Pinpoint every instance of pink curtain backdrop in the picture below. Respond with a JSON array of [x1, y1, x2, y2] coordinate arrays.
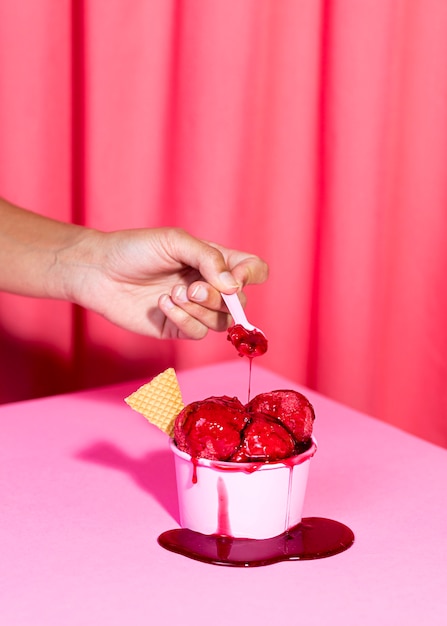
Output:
[[1, 1, 446, 448]]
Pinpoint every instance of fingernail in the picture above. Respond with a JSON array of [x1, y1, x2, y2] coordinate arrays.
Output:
[[219, 271, 238, 290], [160, 294, 175, 310], [190, 284, 208, 302], [173, 285, 188, 303]]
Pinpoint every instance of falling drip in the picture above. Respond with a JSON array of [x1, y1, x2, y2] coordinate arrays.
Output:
[[248, 358, 253, 402]]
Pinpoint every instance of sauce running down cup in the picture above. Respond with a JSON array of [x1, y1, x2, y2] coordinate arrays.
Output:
[[170, 438, 317, 540]]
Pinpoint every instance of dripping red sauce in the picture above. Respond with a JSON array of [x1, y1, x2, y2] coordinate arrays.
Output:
[[216, 477, 232, 537], [191, 458, 198, 484], [227, 324, 267, 401], [207, 439, 317, 475]]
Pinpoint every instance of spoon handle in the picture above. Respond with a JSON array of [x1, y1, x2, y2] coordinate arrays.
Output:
[[221, 293, 256, 331]]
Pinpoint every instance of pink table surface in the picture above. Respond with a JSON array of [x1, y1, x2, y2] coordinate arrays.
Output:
[[1, 360, 446, 625]]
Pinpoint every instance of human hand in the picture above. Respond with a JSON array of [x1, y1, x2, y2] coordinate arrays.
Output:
[[68, 227, 268, 339]]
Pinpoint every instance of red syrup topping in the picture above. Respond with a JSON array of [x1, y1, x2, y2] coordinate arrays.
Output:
[[158, 518, 355, 567], [227, 324, 268, 358]]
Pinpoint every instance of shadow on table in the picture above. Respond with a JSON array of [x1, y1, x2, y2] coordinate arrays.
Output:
[[75, 441, 179, 523]]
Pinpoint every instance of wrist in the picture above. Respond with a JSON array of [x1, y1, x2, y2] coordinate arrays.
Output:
[[49, 226, 105, 304]]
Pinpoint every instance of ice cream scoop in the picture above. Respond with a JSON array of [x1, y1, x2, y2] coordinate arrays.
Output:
[[247, 390, 315, 443], [174, 389, 314, 463], [174, 396, 249, 461]]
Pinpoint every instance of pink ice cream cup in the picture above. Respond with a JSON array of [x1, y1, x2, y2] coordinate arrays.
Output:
[[170, 438, 317, 540]]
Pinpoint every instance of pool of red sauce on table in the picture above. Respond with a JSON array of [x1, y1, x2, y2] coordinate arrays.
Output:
[[158, 323, 355, 566], [158, 518, 355, 567]]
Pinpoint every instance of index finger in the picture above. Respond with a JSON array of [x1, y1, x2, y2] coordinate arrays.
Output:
[[207, 243, 269, 288]]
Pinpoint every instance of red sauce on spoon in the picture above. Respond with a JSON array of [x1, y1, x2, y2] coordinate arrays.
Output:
[[227, 324, 268, 358]]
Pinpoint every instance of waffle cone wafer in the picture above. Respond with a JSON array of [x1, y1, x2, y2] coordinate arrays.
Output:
[[124, 368, 184, 437]]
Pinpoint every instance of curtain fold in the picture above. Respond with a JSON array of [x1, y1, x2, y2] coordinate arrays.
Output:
[[1, 0, 446, 447]]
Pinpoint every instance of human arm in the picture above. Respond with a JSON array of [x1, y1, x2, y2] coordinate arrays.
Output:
[[0, 197, 268, 339]]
